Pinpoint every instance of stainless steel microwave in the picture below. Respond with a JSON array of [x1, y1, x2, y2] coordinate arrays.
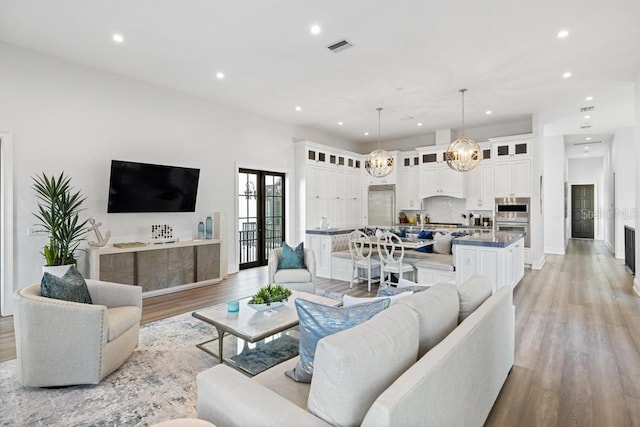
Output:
[[495, 197, 530, 214]]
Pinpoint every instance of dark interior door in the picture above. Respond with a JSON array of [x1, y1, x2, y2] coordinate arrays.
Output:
[[238, 169, 285, 269], [571, 184, 594, 239]]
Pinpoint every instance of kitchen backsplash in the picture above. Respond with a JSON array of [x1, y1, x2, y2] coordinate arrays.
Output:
[[422, 196, 492, 224]]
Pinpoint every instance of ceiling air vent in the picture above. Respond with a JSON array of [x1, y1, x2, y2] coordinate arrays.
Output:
[[327, 40, 353, 53], [580, 106, 595, 112], [580, 124, 592, 129]]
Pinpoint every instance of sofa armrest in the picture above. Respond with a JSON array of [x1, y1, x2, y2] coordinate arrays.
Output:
[[197, 365, 330, 427], [86, 279, 142, 308]]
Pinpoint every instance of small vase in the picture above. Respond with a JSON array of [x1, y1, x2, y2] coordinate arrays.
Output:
[[198, 221, 205, 239], [205, 216, 213, 239]]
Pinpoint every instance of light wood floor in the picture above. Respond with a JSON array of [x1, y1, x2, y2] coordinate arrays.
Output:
[[2, 239, 639, 426]]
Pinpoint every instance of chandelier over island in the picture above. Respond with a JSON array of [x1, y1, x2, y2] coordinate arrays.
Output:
[[446, 89, 481, 172], [365, 107, 394, 178]]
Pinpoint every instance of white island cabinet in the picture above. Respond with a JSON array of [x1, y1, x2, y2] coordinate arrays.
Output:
[[453, 232, 524, 292]]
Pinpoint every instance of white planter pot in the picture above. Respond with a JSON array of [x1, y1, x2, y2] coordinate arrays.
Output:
[[42, 264, 74, 278]]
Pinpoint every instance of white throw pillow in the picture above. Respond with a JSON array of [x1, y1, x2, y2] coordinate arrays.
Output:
[[433, 232, 453, 255], [342, 291, 413, 307]]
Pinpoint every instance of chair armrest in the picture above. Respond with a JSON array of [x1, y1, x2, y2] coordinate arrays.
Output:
[[268, 249, 281, 283], [197, 365, 330, 427], [304, 248, 316, 282], [13, 288, 108, 367], [86, 279, 142, 308]]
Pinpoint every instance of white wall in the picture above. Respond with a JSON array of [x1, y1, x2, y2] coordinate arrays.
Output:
[[602, 142, 615, 252], [612, 127, 636, 258], [635, 71, 640, 295], [0, 42, 349, 308], [568, 157, 604, 240], [543, 135, 566, 254]]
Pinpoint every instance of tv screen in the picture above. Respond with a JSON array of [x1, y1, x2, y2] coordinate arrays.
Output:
[[107, 160, 200, 213]]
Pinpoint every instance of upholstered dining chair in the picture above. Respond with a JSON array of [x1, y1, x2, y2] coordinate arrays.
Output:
[[377, 231, 416, 286], [348, 230, 381, 292], [268, 246, 316, 294], [13, 279, 142, 387]]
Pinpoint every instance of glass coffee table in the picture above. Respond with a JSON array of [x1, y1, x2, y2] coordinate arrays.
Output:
[[192, 290, 340, 376]]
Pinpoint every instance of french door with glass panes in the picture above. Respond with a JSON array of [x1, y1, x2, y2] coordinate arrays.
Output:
[[238, 169, 285, 269]]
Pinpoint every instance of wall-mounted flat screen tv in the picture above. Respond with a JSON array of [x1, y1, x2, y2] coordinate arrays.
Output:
[[107, 160, 200, 213]]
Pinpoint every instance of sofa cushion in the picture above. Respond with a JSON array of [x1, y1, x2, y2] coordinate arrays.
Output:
[[254, 357, 309, 409], [412, 254, 455, 271], [343, 292, 412, 307], [40, 265, 93, 304], [433, 233, 453, 255], [396, 283, 459, 357], [273, 268, 312, 283], [278, 242, 306, 269], [286, 298, 389, 383], [307, 304, 419, 426], [106, 306, 141, 342], [458, 275, 493, 323]]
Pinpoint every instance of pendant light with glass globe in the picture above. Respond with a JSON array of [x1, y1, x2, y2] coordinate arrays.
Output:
[[365, 107, 394, 177], [446, 89, 481, 172]]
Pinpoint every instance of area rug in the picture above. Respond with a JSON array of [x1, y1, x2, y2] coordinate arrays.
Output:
[[0, 313, 216, 426], [0, 289, 343, 426]]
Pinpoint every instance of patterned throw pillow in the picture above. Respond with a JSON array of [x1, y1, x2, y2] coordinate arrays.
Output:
[[41, 265, 93, 304], [286, 298, 390, 383], [278, 242, 306, 269]]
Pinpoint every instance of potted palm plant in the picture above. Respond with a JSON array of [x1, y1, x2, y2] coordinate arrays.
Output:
[[32, 172, 89, 275]]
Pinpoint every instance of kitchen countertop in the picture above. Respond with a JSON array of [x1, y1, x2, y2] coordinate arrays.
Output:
[[452, 231, 525, 248], [306, 227, 355, 235]]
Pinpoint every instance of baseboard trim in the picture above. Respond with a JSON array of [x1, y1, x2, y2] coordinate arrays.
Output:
[[634, 277, 640, 297], [531, 255, 546, 270], [604, 240, 615, 254], [544, 247, 565, 255]]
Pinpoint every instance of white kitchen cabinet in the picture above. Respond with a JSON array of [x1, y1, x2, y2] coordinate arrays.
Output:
[[494, 159, 531, 197], [397, 167, 420, 210], [492, 139, 530, 160], [465, 163, 494, 210], [306, 234, 333, 278], [419, 165, 464, 198]]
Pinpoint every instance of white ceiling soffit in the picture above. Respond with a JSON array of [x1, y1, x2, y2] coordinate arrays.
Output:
[[0, 0, 638, 143]]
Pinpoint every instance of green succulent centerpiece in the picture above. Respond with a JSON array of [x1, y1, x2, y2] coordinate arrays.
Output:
[[248, 284, 292, 305]]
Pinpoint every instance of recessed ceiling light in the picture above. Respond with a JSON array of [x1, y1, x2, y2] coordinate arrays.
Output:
[[584, 152, 588, 156], [364, 132, 369, 136], [585, 96, 593, 101], [584, 115, 591, 119], [295, 106, 301, 111], [584, 146, 590, 150], [310, 25, 321, 35], [216, 72, 225, 79], [562, 71, 572, 79], [586, 137, 592, 140], [557, 29, 569, 39], [112, 33, 124, 43], [337, 121, 343, 126], [485, 110, 492, 115], [417, 123, 423, 127]]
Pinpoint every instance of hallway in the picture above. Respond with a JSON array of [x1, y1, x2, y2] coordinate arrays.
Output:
[[487, 239, 640, 426]]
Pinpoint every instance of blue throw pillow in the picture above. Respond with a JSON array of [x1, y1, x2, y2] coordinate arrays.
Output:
[[278, 242, 306, 269], [415, 230, 433, 253], [41, 265, 93, 304], [285, 298, 390, 383]]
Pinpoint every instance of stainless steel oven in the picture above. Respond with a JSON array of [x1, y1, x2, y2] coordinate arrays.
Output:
[[495, 197, 530, 247]]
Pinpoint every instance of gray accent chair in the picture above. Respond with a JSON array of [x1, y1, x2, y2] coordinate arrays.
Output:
[[268, 247, 316, 294], [13, 279, 142, 387]]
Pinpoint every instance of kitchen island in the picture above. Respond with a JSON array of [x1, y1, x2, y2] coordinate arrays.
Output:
[[453, 231, 525, 291]]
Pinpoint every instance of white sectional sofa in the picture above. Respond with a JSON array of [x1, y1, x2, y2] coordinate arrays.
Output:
[[196, 276, 515, 426]]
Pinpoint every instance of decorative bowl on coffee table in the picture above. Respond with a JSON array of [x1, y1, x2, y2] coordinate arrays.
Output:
[[247, 301, 284, 312]]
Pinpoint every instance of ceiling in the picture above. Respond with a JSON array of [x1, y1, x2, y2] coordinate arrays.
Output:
[[1, 0, 638, 145]]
